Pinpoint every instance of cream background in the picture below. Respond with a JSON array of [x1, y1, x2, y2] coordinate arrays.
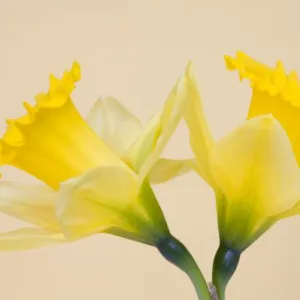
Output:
[[0, 0, 300, 299]]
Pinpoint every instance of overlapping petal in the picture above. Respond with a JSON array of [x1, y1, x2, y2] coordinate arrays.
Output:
[[210, 115, 300, 218], [56, 165, 139, 238], [86, 97, 142, 155], [129, 66, 190, 183], [0, 61, 196, 250]]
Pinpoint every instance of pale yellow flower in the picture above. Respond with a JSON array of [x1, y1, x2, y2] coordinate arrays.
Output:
[[0, 62, 193, 250], [184, 57, 300, 251]]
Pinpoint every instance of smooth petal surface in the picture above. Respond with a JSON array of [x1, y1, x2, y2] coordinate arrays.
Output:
[[124, 114, 161, 171], [183, 63, 216, 188], [56, 165, 140, 238], [128, 67, 189, 183], [0, 182, 60, 230], [210, 115, 300, 217], [148, 158, 197, 184], [86, 97, 142, 155], [0, 228, 64, 251], [225, 51, 300, 165]]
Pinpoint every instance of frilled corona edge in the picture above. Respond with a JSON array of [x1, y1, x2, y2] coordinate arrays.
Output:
[[0, 62, 81, 165], [0, 62, 122, 189], [225, 51, 300, 107]]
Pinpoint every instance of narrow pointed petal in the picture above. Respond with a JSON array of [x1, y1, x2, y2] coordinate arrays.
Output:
[[148, 158, 197, 184], [0, 228, 64, 251], [183, 63, 216, 188], [86, 97, 142, 155], [0, 182, 60, 230], [127, 69, 189, 183]]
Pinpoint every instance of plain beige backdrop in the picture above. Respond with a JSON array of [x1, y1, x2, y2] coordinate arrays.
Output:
[[1, 0, 300, 299]]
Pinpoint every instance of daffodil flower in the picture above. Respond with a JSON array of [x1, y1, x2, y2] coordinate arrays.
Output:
[[0, 61, 192, 248], [0, 63, 211, 300], [224, 51, 300, 242], [183, 55, 300, 299]]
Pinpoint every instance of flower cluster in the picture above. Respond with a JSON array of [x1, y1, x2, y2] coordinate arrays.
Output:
[[1, 52, 299, 300]]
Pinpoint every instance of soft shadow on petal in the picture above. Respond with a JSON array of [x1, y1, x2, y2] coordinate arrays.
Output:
[[86, 97, 142, 155]]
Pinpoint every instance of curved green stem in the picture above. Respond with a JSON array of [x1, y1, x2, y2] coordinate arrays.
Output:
[[157, 235, 211, 300], [212, 243, 241, 300]]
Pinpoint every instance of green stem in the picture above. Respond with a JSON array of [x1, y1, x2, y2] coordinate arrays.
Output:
[[212, 243, 241, 300], [157, 235, 211, 300]]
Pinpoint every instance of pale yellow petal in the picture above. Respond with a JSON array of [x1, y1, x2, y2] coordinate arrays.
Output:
[[184, 63, 216, 188], [129, 68, 189, 183], [210, 115, 300, 217], [0, 228, 64, 251], [0, 182, 60, 230], [148, 158, 197, 184], [86, 97, 142, 155], [56, 165, 140, 239], [124, 113, 161, 171]]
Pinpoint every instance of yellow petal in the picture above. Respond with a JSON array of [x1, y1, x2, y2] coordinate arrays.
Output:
[[0, 63, 121, 189], [56, 166, 169, 244], [86, 97, 142, 155], [56, 165, 140, 239], [183, 63, 216, 188], [0, 182, 60, 230], [225, 51, 300, 165], [148, 158, 197, 184], [124, 113, 161, 171], [210, 115, 300, 249], [127, 67, 189, 183], [0, 228, 65, 251], [210, 116, 300, 249]]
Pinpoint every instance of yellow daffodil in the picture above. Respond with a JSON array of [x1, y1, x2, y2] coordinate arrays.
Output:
[[183, 56, 300, 299], [0, 62, 193, 250], [184, 56, 300, 252], [224, 51, 300, 246]]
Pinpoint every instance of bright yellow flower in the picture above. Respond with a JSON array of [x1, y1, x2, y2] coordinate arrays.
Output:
[[184, 58, 300, 252], [0, 62, 193, 250]]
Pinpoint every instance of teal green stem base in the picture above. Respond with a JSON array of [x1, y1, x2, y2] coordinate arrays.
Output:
[[157, 235, 211, 300], [212, 243, 241, 300]]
